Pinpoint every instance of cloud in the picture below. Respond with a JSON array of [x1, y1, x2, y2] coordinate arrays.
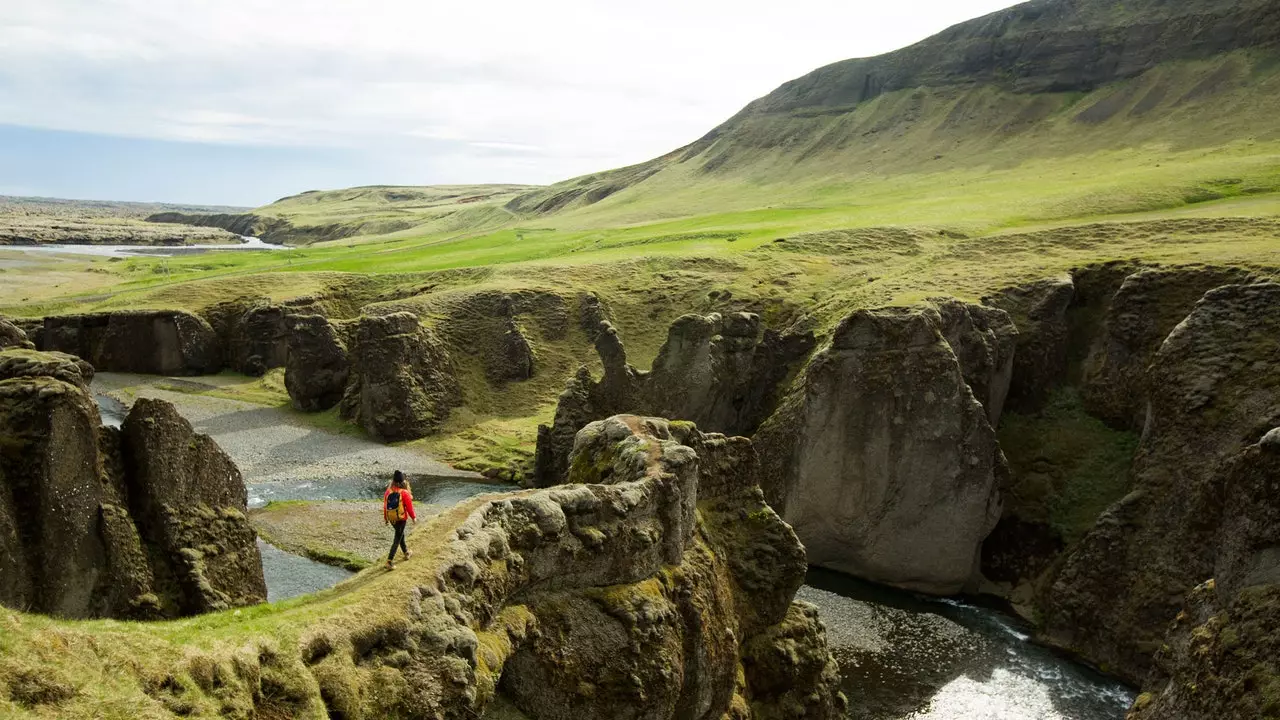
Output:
[[0, 0, 1021, 190]]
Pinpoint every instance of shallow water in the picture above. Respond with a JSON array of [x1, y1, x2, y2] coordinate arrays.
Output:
[[246, 475, 505, 509], [9, 236, 291, 258], [801, 568, 1134, 720], [95, 393, 127, 428], [257, 539, 354, 603]]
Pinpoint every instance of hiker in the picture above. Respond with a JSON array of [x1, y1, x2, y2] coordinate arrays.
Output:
[[383, 470, 416, 570]]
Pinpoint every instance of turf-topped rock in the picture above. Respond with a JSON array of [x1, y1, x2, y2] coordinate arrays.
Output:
[[0, 361, 264, 620], [340, 312, 462, 441], [38, 310, 221, 375], [284, 314, 350, 412], [0, 348, 94, 391], [0, 414, 843, 719], [0, 316, 34, 350], [934, 299, 1018, 425], [754, 306, 1004, 595], [533, 313, 813, 487], [1081, 266, 1258, 430], [1041, 282, 1280, 683]]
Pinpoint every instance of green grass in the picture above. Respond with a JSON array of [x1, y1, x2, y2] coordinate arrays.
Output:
[[998, 388, 1142, 542]]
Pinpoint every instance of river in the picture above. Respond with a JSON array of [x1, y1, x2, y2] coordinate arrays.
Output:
[[7, 236, 291, 257]]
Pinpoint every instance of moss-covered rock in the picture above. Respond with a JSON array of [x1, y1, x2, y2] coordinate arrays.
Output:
[[284, 314, 349, 412], [38, 310, 221, 375]]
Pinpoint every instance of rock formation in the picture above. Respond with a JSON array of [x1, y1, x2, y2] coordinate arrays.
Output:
[[38, 310, 221, 375], [533, 312, 813, 488], [1041, 283, 1280, 683], [340, 312, 462, 441], [0, 316, 34, 350], [933, 299, 1018, 425], [284, 314, 350, 412], [0, 414, 844, 720], [984, 277, 1075, 413], [754, 307, 1004, 595], [202, 296, 328, 376], [1081, 266, 1256, 430], [1127, 432, 1280, 720], [494, 319, 535, 383], [0, 349, 264, 619]]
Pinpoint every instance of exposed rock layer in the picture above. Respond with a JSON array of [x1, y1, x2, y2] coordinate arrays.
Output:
[[0, 350, 264, 619], [37, 310, 222, 375], [754, 307, 1004, 595]]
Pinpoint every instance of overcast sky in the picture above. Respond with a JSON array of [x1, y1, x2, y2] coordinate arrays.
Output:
[[0, 0, 1019, 206]]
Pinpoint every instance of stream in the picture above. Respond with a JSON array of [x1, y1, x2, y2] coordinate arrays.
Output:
[[802, 568, 1134, 720], [9, 236, 292, 258]]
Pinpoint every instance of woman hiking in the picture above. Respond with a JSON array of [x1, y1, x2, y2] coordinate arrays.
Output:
[[383, 470, 416, 570]]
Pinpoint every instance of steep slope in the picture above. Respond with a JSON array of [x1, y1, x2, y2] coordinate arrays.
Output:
[[507, 0, 1280, 221]]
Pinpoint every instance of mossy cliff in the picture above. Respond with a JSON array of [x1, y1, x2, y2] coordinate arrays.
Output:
[[0, 349, 264, 621], [0, 414, 841, 719]]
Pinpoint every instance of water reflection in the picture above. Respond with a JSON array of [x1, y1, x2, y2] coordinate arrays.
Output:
[[257, 539, 353, 603], [801, 568, 1134, 720]]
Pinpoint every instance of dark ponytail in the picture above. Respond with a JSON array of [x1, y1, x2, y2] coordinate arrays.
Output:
[[392, 470, 406, 488]]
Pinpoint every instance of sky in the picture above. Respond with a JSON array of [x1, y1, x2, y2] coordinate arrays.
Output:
[[0, 0, 1020, 207]]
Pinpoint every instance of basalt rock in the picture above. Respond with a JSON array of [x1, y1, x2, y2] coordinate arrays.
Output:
[[0, 316, 34, 350], [1127, 435, 1280, 720], [1042, 283, 1280, 684], [984, 277, 1075, 413], [532, 313, 813, 488], [933, 299, 1018, 425], [494, 319, 535, 383], [0, 414, 843, 719], [340, 312, 462, 441], [284, 314, 349, 412], [1081, 266, 1257, 430], [0, 350, 264, 619], [39, 310, 221, 375], [203, 297, 327, 376], [753, 307, 1004, 595]]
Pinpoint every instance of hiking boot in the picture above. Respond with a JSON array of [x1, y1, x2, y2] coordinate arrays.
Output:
[[386, 560, 395, 571], [403, 550, 413, 560]]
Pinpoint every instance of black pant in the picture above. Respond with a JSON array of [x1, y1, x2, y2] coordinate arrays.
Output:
[[388, 520, 408, 561]]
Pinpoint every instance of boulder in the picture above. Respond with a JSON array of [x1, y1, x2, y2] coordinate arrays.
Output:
[[0, 316, 34, 350], [1081, 266, 1257, 430], [340, 312, 461, 441], [40, 310, 221, 375], [933, 299, 1018, 425], [532, 314, 812, 487], [0, 351, 265, 620], [984, 277, 1075, 413], [754, 307, 1004, 595], [284, 314, 349, 412], [1042, 283, 1280, 683]]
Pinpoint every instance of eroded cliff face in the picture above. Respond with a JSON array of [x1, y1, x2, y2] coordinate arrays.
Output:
[[0, 414, 842, 720], [340, 312, 462, 442], [0, 317, 34, 351], [755, 306, 1006, 596], [1041, 282, 1280, 683], [36, 310, 222, 376], [0, 349, 264, 619], [532, 312, 813, 488]]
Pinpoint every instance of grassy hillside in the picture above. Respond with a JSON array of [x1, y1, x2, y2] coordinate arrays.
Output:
[[148, 185, 540, 246]]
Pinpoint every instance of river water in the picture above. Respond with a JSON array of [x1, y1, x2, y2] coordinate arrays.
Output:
[[802, 568, 1134, 720], [7, 236, 291, 257]]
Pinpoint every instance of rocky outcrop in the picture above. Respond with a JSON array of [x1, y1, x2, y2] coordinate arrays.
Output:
[[38, 310, 221, 375], [1081, 266, 1257, 430], [146, 211, 294, 244], [933, 299, 1018, 425], [754, 307, 1004, 595], [0, 349, 264, 619], [0, 414, 843, 720], [340, 312, 462, 441], [984, 276, 1075, 413], [533, 313, 813, 488], [0, 316, 34, 350], [1127, 434, 1280, 720], [202, 296, 327, 376], [284, 314, 350, 412], [1041, 283, 1280, 683], [494, 319, 535, 383]]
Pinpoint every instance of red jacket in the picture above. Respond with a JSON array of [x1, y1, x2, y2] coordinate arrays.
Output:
[[383, 487, 416, 522]]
